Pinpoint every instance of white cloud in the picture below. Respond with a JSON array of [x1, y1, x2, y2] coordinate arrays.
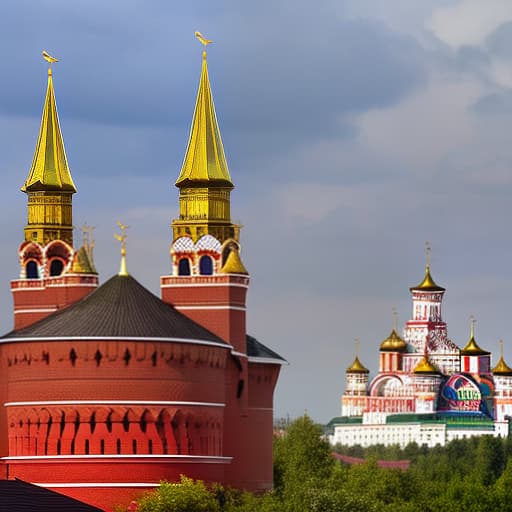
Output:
[[356, 76, 480, 170], [429, 0, 512, 48]]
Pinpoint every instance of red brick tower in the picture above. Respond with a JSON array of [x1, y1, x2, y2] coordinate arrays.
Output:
[[160, 40, 285, 491], [11, 58, 98, 331], [0, 42, 285, 511]]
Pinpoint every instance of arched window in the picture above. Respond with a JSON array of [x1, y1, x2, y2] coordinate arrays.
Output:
[[49, 259, 64, 276], [178, 258, 191, 276], [26, 261, 39, 279], [199, 255, 213, 275]]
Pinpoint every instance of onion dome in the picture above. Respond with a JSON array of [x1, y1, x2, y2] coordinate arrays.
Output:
[[220, 247, 248, 275], [492, 340, 512, 375], [460, 319, 490, 356], [346, 356, 369, 374], [410, 265, 445, 292], [413, 354, 439, 374], [493, 356, 512, 376], [380, 329, 407, 353]]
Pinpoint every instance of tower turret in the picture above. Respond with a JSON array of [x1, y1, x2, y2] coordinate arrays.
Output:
[[341, 341, 369, 417], [172, 44, 237, 245], [460, 316, 491, 374], [11, 53, 98, 330], [403, 244, 459, 374], [379, 310, 407, 372], [161, 34, 279, 492], [22, 58, 76, 247]]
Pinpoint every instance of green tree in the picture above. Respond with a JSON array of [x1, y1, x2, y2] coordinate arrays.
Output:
[[136, 476, 221, 512]]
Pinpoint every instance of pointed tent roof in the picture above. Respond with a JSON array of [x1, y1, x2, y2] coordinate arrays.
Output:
[[346, 356, 369, 374], [69, 246, 97, 274], [175, 49, 233, 188], [410, 265, 445, 292], [2, 274, 226, 343], [220, 247, 248, 275], [22, 66, 76, 193]]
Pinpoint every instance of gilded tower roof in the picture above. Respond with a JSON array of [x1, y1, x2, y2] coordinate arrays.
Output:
[[220, 246, 248, 275], [346, 356, 369, 374], [413, 354, 439, 374], [493, 355, 512, 376], [70, 246, 97, 274], [461, 319, 490, 356], [175, 48, 233, 188], [22, 63, 76, 193], [380, 329, 408, 353], [410, 265, 445, 292]]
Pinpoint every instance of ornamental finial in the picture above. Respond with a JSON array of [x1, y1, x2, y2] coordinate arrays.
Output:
[[82, 223, 96, 260], [114, 221, 129, 276], [195, 31, 213, 59], [392, 307, 398, 332], [42, 50, 58, 75], [354, 338, 360, 356], [500, 339, 504, 359], [470, 314, 476, 339], [425, 241, 431, 268]]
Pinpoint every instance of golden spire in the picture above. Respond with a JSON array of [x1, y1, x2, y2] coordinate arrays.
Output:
[[22, 52, 76, 247], [172, 33, 238, 244], [176, 32, 233, 187], [411, 242, 445, 291], [461, 315, 490, 355], [114, 221, 129, 276], [493, 340, 512, 375], [22, 52, 76, 193]]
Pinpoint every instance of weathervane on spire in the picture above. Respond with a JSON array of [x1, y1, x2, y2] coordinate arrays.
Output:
[[42, 50, 58, 74], [114, 221, 129, 276], [195, 31, 213, 59]]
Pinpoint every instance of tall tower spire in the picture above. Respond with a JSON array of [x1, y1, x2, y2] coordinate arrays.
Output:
[[172, 33, 237, 243], [22, 52, 76, 246]]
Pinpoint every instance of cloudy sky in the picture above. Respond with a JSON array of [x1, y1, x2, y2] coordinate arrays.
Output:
[[2, 1, 512, 422]]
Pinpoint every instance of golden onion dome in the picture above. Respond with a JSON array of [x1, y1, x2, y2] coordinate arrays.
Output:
[[410, 265, 445, 292], [380, 329, 407, 353], [492, 355, 512, 376], [413, 354, 439, 374], [346, 356, 369, 374], [460, 336, 490, 356]]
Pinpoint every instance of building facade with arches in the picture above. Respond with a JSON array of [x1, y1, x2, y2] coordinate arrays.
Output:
[[0, 46, 285, 511], [330, 263, 512, 448]]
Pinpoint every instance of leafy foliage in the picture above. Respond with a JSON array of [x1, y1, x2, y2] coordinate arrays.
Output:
[[131, 416, 512, 512]]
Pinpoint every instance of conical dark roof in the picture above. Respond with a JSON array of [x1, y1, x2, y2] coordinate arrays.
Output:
[[3, 274, 226, 343], [246, 334, 286, 362]]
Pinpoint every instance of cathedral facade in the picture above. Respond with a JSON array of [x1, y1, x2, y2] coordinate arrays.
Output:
[[0, 46, 284, 511], [330, 262, 512, 448]]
